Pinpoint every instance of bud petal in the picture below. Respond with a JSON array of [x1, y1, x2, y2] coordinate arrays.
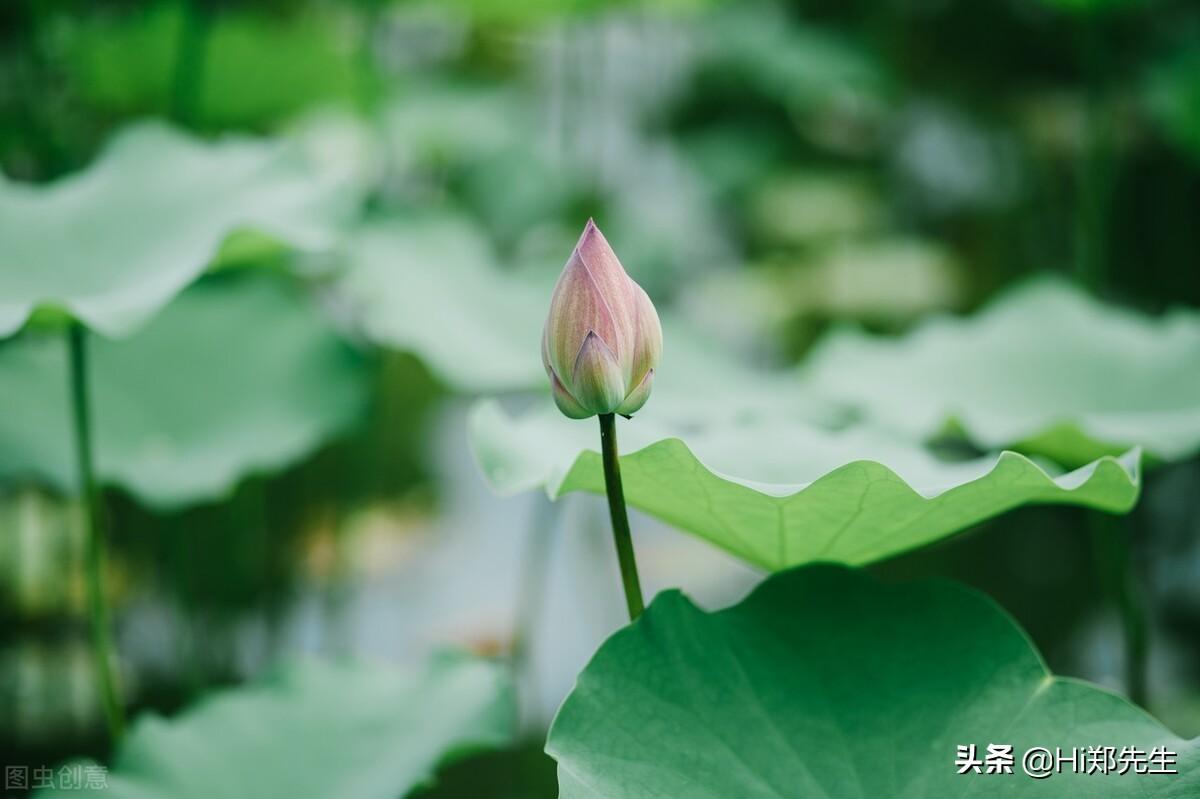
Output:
[[574, 220, 638, 376], [542, 219, 662, 420], [541, 325, 556, 379], [544, 248, 617, 384], [550, 370, 592, 419], [571, 331, 626, 414], [616, 368, 654, 417], [627, 284, 663, 388]]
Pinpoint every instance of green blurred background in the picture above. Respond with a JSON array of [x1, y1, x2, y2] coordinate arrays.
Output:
[[2, 0, 1199, 796]]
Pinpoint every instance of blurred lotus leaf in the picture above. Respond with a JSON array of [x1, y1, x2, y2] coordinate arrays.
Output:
[[379, 85, 579, 249], [36, 653, 515, 799], [0, 489, 84, 617], [470, 401, 1139, 571], [462, 146, 578, 251], [802, 278, 1200, 466], [59, 3, 360, 128], [0, 121, 358, 338], [601, 147, 735, 300], [0, 273, 367, 509], [702, 6, 888, 118], [681, 237, 963, 357], [382, 84, 531, 170], [1038, 0, 1142, 13], [681, 124, 790, 198], [699, 238, 962, 334], [750, 172, 883, 246], [435, 0, 636, 25], [336, 217, 548, 393], [646, 322, 842, 424], [1145, 44, 1200, 164], [549, 564, 1197, 797], [797, 238, 963, 321], [892, 101, 1022, 215]]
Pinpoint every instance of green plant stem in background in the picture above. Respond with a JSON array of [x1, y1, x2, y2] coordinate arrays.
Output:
[[318, 505, 356, 658], [1073, 14, 1146, 706], [1074, 15, 1115, 291], [1090, 512, 1149, 707], [598, 414, 644, 621], [174, 520, 206, 699], [169, 0, 211, 126], [67, 322, 125, 741]]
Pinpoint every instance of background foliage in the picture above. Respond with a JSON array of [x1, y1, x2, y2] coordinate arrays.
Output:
[[2, 0, 1199, 796]]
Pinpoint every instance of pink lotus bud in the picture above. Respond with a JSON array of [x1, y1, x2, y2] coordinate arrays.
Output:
[[542, 220, 663, 419]]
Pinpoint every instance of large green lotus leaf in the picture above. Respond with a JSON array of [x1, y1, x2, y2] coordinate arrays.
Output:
[[0, 274, 366, 509], [469, 401, 1139, 571], [0, 121, 358, 338], [38, 653, 514, 799], [802, 278, 1200, 467], [550, 565, 1198, 798]]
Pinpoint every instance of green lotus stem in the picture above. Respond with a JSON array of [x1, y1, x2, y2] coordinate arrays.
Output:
[[1090, 513, 1149, 706], [169, 0, 210, 126], [67, 322, 125, 741], [598, 413, 645, 621], [1073, 15, 1114, 291], [541, 220, 658, 619], [174, 518, 205, 699]]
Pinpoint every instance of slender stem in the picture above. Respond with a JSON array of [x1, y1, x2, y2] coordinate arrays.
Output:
[[1073, 9, 1145, 704], [169, 0, 210, 126], [175, 520, 205, 699], [598, 414, 645, 621], [67, 323, 125, 741], [321, 506, 353, 657], [1073, 15, 1114, 291], [1089, 512, 1149, 706]]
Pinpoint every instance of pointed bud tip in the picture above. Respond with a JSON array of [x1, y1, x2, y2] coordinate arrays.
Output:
[[576, 217, 606, 251]]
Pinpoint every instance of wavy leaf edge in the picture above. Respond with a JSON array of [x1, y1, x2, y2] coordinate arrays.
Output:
[[470, 400, 1142, 508], [0, 121, 354, 339]]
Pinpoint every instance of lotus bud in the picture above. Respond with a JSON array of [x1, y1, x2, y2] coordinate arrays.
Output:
[[542, 219, 663, 420]]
